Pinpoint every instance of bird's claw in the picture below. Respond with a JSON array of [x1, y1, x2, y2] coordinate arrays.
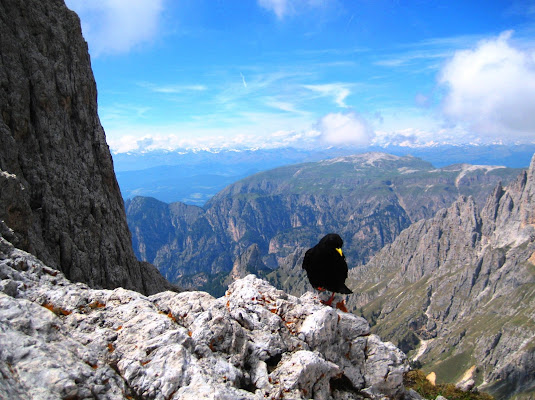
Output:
[[320, 292, 336, 307]]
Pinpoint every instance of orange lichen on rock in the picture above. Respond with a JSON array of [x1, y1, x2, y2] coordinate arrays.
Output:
[[42, 302, 71, 316]]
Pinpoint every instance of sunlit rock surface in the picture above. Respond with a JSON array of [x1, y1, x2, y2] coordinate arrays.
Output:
[[0, 232, 411, 399]]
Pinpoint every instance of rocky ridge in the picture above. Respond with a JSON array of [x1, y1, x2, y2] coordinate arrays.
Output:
[[0, 0, 171, 294], [347, 154, 535, 399], [0, 230, 415, 400]]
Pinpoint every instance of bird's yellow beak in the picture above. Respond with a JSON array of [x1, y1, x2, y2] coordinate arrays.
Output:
[[336, 248, 343, 257]]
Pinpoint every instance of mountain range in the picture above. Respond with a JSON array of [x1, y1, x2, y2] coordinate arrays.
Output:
[[114, 144, 535, 206], [114, 147, 348, 205], [126, 152, 523, 296]]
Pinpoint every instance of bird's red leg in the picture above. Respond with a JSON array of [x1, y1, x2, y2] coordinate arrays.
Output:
[[335, 299, 348, 313], [321, 292, 336, 306]]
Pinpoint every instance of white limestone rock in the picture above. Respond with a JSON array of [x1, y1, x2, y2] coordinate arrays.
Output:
[[0, 237, 409, 399]]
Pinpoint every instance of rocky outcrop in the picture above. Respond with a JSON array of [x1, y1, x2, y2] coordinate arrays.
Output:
[[0, 232, 412, 400], [0, 0, 171, 294], [347, 154, 535, 399]]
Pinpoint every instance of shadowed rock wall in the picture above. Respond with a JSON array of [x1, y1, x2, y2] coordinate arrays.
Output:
[[0, 0, 171, 294]]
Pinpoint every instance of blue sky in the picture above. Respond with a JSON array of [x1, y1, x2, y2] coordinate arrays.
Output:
[[65, 0, 535, 153]]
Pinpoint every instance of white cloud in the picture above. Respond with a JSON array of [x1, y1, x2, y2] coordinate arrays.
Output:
[[303, 83, 351, 108], [317, 112, 374, 146], [439, 31, 535, 140], [65, 0, 164, 56], [107, 128, 322, 153]]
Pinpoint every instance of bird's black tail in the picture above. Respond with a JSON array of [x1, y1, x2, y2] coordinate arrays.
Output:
[[338, 283, 352, 294]]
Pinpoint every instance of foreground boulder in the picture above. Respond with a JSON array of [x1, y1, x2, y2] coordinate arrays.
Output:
[[0, 232, 410, 399]]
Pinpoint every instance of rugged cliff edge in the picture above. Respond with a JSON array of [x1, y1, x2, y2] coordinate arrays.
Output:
[[0, 0, 171, 294], [347, 154, 535, 399], [0, 231, 416, 400]]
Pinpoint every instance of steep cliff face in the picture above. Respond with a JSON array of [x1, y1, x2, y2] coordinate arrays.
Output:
[[347, 154, 535, 399], [126, 153, 521, 295], [0, 0, 171, 294], [0, 234, 413, 400]]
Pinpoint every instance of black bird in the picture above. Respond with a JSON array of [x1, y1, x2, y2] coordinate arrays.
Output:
[[302, 233, 352, 306]]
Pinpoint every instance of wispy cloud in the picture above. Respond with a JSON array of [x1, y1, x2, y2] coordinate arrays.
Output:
[[210, 69, 311, 112], [257, 0, 290, 19], [257, 0, 330, 19], [100, 103, 152, 122], [373, 34, 486, 69], [240, 72, 248, 88], [265, 100, 302, 114], [138, 82, 207, 94], [303, 83, 351, 108], [294, 47, 369, 57], [374, 51, 450, 68], [65, 0, 164, 56]]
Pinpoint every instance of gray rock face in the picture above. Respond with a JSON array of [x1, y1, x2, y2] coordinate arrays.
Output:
[[0, 231, 411, 399], [347, 154, 535, 399], [0, 0, 171, 294], [226, 243, 271, 285]]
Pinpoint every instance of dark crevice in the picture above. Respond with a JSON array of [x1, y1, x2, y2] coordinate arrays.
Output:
[[265, 353, 282, 373], [239, 378, 258, 393], [330, 374, 362, 396]]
